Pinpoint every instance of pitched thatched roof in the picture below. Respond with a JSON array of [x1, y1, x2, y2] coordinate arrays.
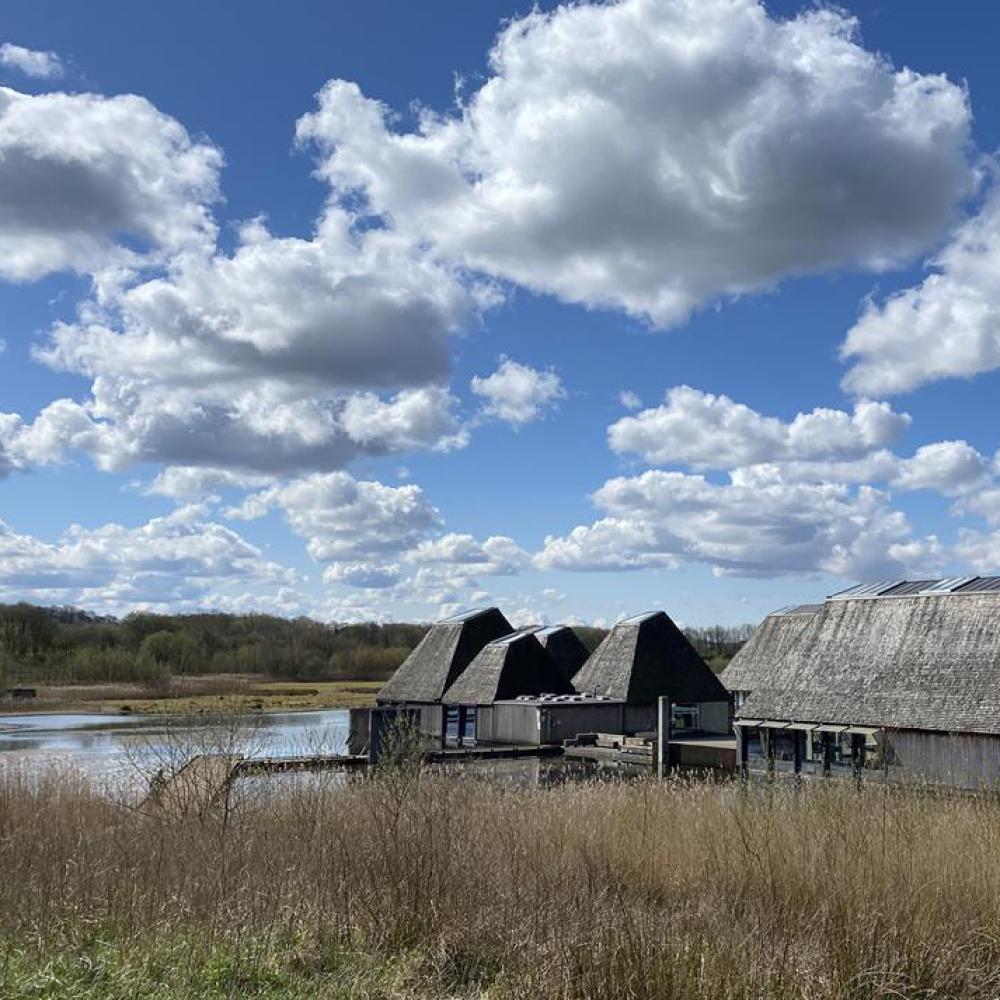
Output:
[[727, 589, 1000, 735], [572, 611, 728, 705], [442, 628, 574, 706], [720, 606, 820, 694], [377, 607, 512, 704], [530, 625, 591, 684]]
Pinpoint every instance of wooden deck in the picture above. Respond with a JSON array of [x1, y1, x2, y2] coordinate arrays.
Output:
[[565, 735, 738, 770], [563, 744, 653, 767], [426, 744, 563, 763], [142, 736, 735, 814], [143, 744, 564, 814], [236, 754, 368, 776]]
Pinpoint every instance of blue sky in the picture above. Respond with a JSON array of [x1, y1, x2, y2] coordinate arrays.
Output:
[[3, 0, 1000, 627]]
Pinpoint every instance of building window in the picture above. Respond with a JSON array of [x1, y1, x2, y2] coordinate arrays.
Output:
[[461, 706, 477, 744], [445, 706, 460, 744], [744, 726, 765, 763], [832, 733, 854, 769], [770, 729, 800, 772], [672, 703, 700, 731]]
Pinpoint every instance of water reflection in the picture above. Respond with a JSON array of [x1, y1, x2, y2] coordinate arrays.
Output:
[[0, 710, 657, 797], [0, 709, 350, 785]]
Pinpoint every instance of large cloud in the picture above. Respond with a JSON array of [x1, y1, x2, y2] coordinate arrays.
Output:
[[841, 188, 1000, 395], [24, 210, 483, 475], [0, 86, 221, 281], [226, 472, 532, 601], [535, 469, 942, 579], [297, 0, 975, 326], [606, 385, 993, 499], [409, 532, 530, 575], [609, 386, 910, 468], [533, 381, 1000, 581], [226, 471, 442, 565], [0, 505, 295, 613], [0, 80, 491, 477]]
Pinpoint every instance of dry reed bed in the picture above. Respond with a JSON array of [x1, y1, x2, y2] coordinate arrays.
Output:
[[3, 765, 1000, 998]]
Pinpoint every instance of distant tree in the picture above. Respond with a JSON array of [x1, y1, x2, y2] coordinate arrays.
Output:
[[0, 604, 57, 662], [139, 630, 199, 674], [682, 623, 755, 671]]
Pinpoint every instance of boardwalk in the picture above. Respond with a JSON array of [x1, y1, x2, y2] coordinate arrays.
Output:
[[143, 745, 564, 815]]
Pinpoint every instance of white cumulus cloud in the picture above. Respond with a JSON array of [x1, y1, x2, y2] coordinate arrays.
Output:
[[535, 470, 942, 580], [471, 358, 565, 426], [297, 0, 975, 326], [23, 210, 484, 476], [608, 386, 911, 468], [226, 471, 442, 568], [0, 43, 64, 79], [842, 187, 1000, 395], [0, 86, 221, 281], [409, 532, 530, 575], [0, 80, 493, 478], [0, 505, 295, 614]]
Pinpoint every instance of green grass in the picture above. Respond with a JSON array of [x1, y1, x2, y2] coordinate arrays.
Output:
[[0, 935, 500, 999]]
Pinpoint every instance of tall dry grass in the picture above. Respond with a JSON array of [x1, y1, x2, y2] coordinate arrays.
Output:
[[3, 764, 1000, 998]]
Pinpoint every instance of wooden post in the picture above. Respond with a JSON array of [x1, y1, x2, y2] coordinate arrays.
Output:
[[764, 729, 775, 782], [852, 732, 865, 789], [657, 696, 671, 778]]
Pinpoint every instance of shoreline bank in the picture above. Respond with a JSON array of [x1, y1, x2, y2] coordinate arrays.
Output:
[[1, 676, 382, 716]]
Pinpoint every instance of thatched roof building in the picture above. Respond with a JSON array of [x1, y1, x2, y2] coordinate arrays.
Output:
[[572, 610, 728, 705], [442, 628, 574, 706], [530, 625, 591, 684], [726, 578, 1000, 735], [377, 607, 512, 704]]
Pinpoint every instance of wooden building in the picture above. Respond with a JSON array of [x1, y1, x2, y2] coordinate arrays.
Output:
[[724, 578, 1000, 788], [361, 606, 733, 753], [529, 625, 591, 684], [375, 607, 513, 737], [573, 611, 732, 735], [441, 628, 573, 743]]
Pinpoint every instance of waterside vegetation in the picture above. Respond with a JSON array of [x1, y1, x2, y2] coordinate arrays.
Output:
[[0, 605, 752, 708], [0, 604, 427, 687], [3, 765, 1000, 998]]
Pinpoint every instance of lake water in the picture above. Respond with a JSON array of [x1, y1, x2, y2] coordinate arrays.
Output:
[[0, 709, 350, 787], [0, 708, 637, 794]]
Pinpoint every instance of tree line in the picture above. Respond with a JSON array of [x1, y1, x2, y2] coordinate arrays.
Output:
[[0, 603, 428, 686], [0, 602, 754, 688], [682, 623, 757, 672]]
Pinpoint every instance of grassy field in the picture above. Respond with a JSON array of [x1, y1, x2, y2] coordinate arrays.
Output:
[[2, 675, 383, 715], [4, 762, 1000, 998]]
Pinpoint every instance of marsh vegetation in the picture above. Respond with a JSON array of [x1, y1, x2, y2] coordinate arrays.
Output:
[[3, 763, 1000, 998]]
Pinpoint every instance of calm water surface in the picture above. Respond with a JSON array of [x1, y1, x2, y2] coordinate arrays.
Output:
[[0, 709, 350, 785], [0, 709, 645, 795]]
